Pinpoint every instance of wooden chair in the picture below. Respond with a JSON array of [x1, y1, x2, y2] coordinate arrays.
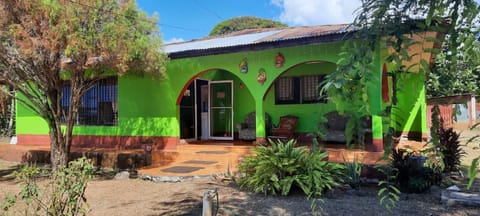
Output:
[[271, 115, 299, 139]]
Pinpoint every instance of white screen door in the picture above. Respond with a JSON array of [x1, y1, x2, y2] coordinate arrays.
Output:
[[209, 81, 233, 140]]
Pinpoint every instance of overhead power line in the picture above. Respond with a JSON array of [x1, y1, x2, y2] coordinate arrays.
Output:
[[64, 0, 201, 32], [192, 0, 223, 20]]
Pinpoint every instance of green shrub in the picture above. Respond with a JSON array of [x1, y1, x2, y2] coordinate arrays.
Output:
[[239, 139, 345, 197], [391, 149, 439, 193], [376, 164, 400, 212], [1, 157, 94, 216], [439, 127, 464, 173], [343, 156, 362, 189]]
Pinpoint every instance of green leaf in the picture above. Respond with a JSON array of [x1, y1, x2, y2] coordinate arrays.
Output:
[[270, 174, 279, 182], [389, 185, 400, 194], [378, 187, 387, 196], [467, 157, 479, 190]]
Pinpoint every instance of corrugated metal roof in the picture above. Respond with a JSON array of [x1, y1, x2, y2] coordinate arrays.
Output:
[[164, 29, 283, 53], [164, 24, 353, 55]]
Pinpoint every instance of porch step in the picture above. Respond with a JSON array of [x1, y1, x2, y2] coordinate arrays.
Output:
[[139, 144, 254, 178], [1, 143, 390, 180], [326, 148, 385, 164]]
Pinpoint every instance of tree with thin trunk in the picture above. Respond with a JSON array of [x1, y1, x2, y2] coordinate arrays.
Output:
[[0, 0, 167, 172]]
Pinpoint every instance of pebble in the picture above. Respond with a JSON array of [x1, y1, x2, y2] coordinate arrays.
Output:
[[114, 171, 130, 180], [446, 185, 461, 191]]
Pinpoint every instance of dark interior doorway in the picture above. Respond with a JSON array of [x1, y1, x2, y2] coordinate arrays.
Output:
[[180, 79, 208, 139]]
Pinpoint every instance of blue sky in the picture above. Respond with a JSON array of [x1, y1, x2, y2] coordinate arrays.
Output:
[[136, 0, 480, 44], [136, 0, 362, 43]]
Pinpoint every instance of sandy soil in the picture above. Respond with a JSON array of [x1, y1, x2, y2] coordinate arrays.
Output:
[[458, 129, 480, 166], [1, 162, 479, 216], [0, 128, 479, 216]]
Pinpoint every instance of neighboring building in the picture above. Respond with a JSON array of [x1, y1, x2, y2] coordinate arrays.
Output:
[[427, 94, 479, 130], [15, 24, 442, 152]]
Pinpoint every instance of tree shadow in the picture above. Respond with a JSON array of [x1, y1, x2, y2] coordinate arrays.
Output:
[[0, 164, 22, 182], [150, 196, 203, 216]]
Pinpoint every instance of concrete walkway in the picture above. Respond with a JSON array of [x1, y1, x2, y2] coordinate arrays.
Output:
[[139, 143, 253, 178]]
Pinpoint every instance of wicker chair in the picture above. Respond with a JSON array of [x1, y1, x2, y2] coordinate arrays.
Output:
[[323, 112, 372, 143], [323, 112, 349, 143]]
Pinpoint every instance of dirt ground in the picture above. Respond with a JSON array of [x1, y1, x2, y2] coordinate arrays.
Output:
[[0, 160, 479, 216], [458, 129, 480, 167], [0, 128, 479, 216]]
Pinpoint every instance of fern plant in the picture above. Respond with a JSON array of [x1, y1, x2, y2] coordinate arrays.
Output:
[[375, 164, 400, 212], [239, 139, 345, 197]]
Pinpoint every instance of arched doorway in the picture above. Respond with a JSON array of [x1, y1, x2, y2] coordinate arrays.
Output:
[[178, 69, 249, 141]]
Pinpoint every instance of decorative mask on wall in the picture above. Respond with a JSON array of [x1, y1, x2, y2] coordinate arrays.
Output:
[[257, 68, 267, 85], [274, 52, 285, 68], [239, 58, 248, 73]]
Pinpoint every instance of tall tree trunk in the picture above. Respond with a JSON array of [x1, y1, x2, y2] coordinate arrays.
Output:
[[49, 120, 68, 173], [49, 80, 80, 173]]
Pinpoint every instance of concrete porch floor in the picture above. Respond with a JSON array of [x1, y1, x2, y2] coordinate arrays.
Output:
[[0, 140, 425, 178], [138, 142, 389, 178]]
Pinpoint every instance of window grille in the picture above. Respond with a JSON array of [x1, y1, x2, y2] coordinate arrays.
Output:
[[61, 77, 118, 126], [275, 74, 326, 105], [277, 77, 294, 101], [302, 75, 319, 102]]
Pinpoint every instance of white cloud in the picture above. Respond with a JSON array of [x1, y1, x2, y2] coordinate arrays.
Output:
[[164, 37, 185, 44], [271, 0, 283, 7], [272, 0, 361, 26]]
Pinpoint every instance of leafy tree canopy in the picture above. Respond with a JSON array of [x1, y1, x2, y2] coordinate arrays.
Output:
[[209, 16, 287, 36], [325, 0, 479, 210], [321, 0, 479, 146], [0, 0, 167, 171], [427, 33, 480, 97]]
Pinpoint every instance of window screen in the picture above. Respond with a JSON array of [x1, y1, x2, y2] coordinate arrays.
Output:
[[275, 75, 326, 105], [61, 77, 118, 126], [277, 77, 294, 101]]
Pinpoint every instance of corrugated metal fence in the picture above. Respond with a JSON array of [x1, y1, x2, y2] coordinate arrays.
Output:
[[426, 104, 454, 129]]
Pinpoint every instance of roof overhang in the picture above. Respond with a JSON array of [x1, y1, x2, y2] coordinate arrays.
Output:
[[167, 32, 354, 59]]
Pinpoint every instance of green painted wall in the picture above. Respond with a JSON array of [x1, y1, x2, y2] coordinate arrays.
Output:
[[16, 75, 180, 136], [16, 39, 426, 141], [16, 93, 49, 134], [392, 71, 427, 134]]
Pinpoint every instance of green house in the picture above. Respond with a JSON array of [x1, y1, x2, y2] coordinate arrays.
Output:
[[15, 24, 440, 152]]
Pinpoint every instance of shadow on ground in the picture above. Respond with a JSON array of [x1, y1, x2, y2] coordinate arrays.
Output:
[[0, 164, 22, 181]]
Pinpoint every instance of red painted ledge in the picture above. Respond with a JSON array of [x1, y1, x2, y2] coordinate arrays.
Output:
[[16, 134, 178, 150]]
